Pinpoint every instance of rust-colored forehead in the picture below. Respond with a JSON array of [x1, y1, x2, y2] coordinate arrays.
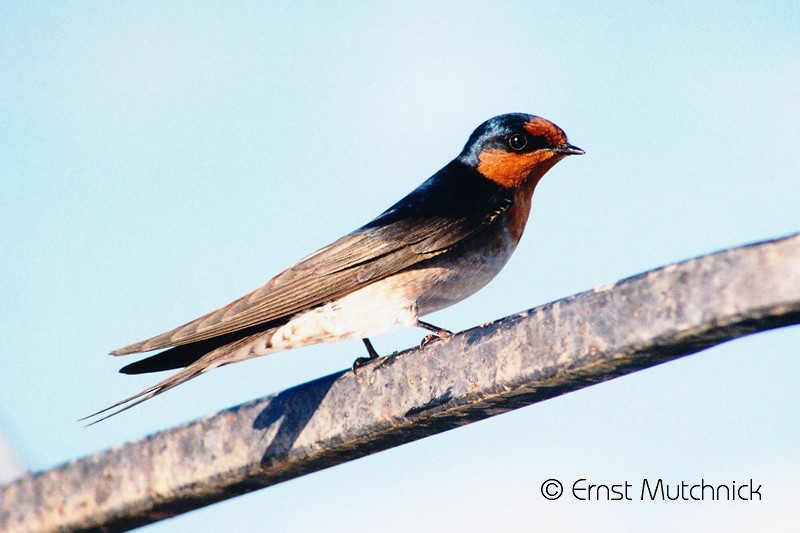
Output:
[[523, 117, 567, 147]]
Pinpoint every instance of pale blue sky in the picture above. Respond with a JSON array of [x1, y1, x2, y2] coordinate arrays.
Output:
[[1, 2, 798, 531]]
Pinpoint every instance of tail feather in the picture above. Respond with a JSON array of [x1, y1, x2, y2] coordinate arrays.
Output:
[[80, 365, 208, 425], [84, 329, 274, 424], [119, 343, 211, 375]]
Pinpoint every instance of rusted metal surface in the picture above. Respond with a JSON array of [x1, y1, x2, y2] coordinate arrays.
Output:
[[2, 232, 799, 532]]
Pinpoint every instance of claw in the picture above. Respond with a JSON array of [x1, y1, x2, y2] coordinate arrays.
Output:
[[352, 356, 374, 373], [419, 331, 454, 349], [419, 334, 438, 348]]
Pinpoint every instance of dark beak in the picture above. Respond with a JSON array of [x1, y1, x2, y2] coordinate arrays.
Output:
[[552, 143, 585, 156]]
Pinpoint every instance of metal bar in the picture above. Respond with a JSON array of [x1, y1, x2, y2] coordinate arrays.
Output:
[[3, 232, 799, 533]]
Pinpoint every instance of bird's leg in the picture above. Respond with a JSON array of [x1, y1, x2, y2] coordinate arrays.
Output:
[[416, 319, 454, 337], [362, 338, 380, 358], [352, 338, 380, 373], [416, 319, 454, 348]]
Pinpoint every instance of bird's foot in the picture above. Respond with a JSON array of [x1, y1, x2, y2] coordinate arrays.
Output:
[[419, 332, 454, 348], [352, 356, 376, 373], [416, 319, 454, 349], [352, 338, 380, 374], [417, 319, 453, 347], [419, 334, 438, 348]]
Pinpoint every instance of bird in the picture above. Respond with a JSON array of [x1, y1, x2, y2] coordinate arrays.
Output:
[[84, 113, 583, 423]]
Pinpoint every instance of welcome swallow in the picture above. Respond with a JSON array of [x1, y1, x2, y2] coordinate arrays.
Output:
[[85, 113, 583, 422]]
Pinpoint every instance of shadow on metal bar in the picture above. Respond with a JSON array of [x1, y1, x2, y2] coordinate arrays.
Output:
[[2, 232, 799, 532]]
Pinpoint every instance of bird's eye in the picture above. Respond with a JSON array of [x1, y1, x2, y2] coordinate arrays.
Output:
[[508, 133, 528, 151]]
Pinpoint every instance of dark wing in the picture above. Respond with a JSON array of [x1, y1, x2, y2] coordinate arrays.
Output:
[[112, 161, 512, 355]]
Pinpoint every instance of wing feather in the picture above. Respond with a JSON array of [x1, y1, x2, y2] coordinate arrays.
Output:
[[112, 162, 512, 355]]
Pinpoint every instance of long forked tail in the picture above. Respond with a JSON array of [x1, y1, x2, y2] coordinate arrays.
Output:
[[79, 365, 209, 425], [84, 329, 274, 425]]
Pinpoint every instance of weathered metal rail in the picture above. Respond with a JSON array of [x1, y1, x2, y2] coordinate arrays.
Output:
[[2, 232, 799, 532]]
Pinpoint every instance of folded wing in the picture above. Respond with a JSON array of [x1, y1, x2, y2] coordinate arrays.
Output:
[[111, 161, 512, 356]]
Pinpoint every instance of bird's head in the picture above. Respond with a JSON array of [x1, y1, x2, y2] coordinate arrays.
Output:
[[458, 113, 583, 189]]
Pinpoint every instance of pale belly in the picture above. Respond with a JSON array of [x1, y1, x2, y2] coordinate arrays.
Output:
[[233, 225, 519, 359]]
